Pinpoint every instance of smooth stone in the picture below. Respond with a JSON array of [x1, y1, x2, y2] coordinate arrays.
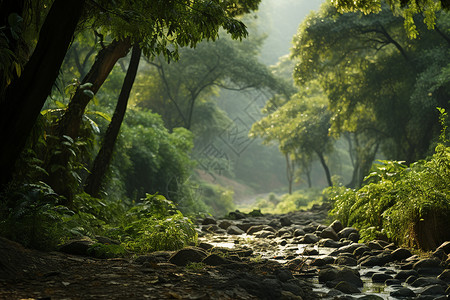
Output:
[[302, 233, 319, 244], [411, 277, 447, 287], [320, 227, 339, 241], [227, 225, 245, 235], [420, 284, 446, 296], [202, 254, 229, 266], [338, 227, 359, 239], [436, 241, 450, 254], [319, 238, 343, 248], [293, 228, 305, 237], [169, 247, 207, 266], [330, 220, 344, 233], [353, 245, 371, 257], [247, 225, 276, 235], [413, 258, 442, 270], [201, 217, 217, 225], [437, 269, 450, 282], [385, 279, 402, 285], [432, 248, 448, 261], [348, 232, 360, 243], [405, 275, 418, 284], [335, 256, 357, 266], [358, 296, 384, 300], [318, 267, 363, 287], [394, 269, 419, 280], [390, 287, 416, 298], [333, 281, 361, 294], [280, 216, 292, 227], [59, 238, 95, 256], [255, 230, 276, 239], [311, 256, 335, 266], [391, 247, 413, 261], [367, 241, 384, 251], [218, 220, 232, 230], [302, 248, 319, 256]]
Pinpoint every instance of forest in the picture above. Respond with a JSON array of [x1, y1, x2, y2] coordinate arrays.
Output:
[[0, 0, 449, 281]]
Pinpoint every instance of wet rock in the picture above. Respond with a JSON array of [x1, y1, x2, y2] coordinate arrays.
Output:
[[333, 243, 362, 256], [319, 238, 343, 248], [311, 256, 335, 266], [413, 257, 442, 270], [432, 248, 448, 261], [436, 241, 450, 254], [391, 247, 412, 261], [367, 241, 384, 251], [247, 225, 276, 235], [419, 284, 446, 296], [202, 216, 217, 225], [202, 254, 229, 266], [280, 217, 293, 227], [347, 232, 360, 243], [236, 223, 255, 233], [227, 225, 245, 235], [437, 269, 450, 282], [320, 227, 339, 241], [218, 220, 232, 230], [293, 228, 305, 237], [390, 287, 416, 298], [358, 296, 384, 300], [303, 225, 316, 233], [338, 227, 359, 239], [255, 230, 276, 239], [385, 279, 402, 285], [371, 273, 393, 282], [268, 219, 280, 229], [302, 248, 319, 256], [275, 269, 294, 282], [353, 245, 371, 257], [330, 220, 344, 234], [169, 247, 207, 266], [318, 267, 363, 287], [277, 228, 293, 237], [405, 275, 418, 284], [302, 234, 319, 244], [335, 256, 357, 266], [411, 277, 447, 287], [226, 210, 246, 220], [333, 281, 361, 294], [59, 238, 95, 256], [359, 253, 392, 267], [394, 269, 419, 281]]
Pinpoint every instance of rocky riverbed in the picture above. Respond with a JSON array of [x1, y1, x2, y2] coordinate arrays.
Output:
[[1, 203, 449, 299]]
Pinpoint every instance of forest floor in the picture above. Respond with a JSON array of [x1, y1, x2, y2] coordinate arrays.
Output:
[[1, 204, 449, 300]]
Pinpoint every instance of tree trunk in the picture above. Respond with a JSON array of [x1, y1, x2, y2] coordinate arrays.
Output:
[[84, 45, 141, 198], [0, 0, 85, 189], [315, 150, 332, 187], [285, 153, 295, 194], [44, 38, 131, 204], [57, 38, 132, 140]]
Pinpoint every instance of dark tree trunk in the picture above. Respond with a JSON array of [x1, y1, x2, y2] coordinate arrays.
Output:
[[44, 38, 131, 204], [315, 150, 332, 187], [84, 45, 141, 198], [0, 0, 85, 189], [285, 153, 295, 194], [57, 38, 132, 140]]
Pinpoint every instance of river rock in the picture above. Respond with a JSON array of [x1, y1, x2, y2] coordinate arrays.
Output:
[[353, 245, 371, 257], [318, 267, 363, 287], [226, 210, 247, 220], [293, 228, 305, 237], [218, 220, 233, 230], [227, 225, 245, 235], [333, 281, 360, 294], [202, 254, 229, 266], [419, 284, 446, 296], [347, 232, 360, 243], [320, 227, 339, 241], [436, 241, 450, 254], [338, 227, 359, 239], [302, 233, 319, 244], [247, 225, 276, 235], [394, 269, 419, 280], [280, 216, 293, 227], [59, 238, 95, 256], [202, 216, 217, 225], [390, 287, 416, 298], [391, 247, 412, 261], [319, 238, 343, 248], [413, 257, 442, 270], [330, 220, 344, 233], [437, 269, 450, 282], [367, 241, 384, 251], [255, 230, 276, 239], [432, 248, 448, 261], [335, 255, 357, 266], [411, 277, 447, 287], [169, 247, 207, 266], [311, 256, 335, 266]]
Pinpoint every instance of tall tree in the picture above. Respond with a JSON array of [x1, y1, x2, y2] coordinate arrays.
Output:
[[84, 44, 141, 198]]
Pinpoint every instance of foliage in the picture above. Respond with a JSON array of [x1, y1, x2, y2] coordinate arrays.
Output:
[[195, 182, 236, 217], [253, 189, 324, 214], [87, 243, 128, 259], [331, 0, 448, 38], [118, 193, 197, 253], [327, 113, 450, 248], [0, 182, 73, 250]]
